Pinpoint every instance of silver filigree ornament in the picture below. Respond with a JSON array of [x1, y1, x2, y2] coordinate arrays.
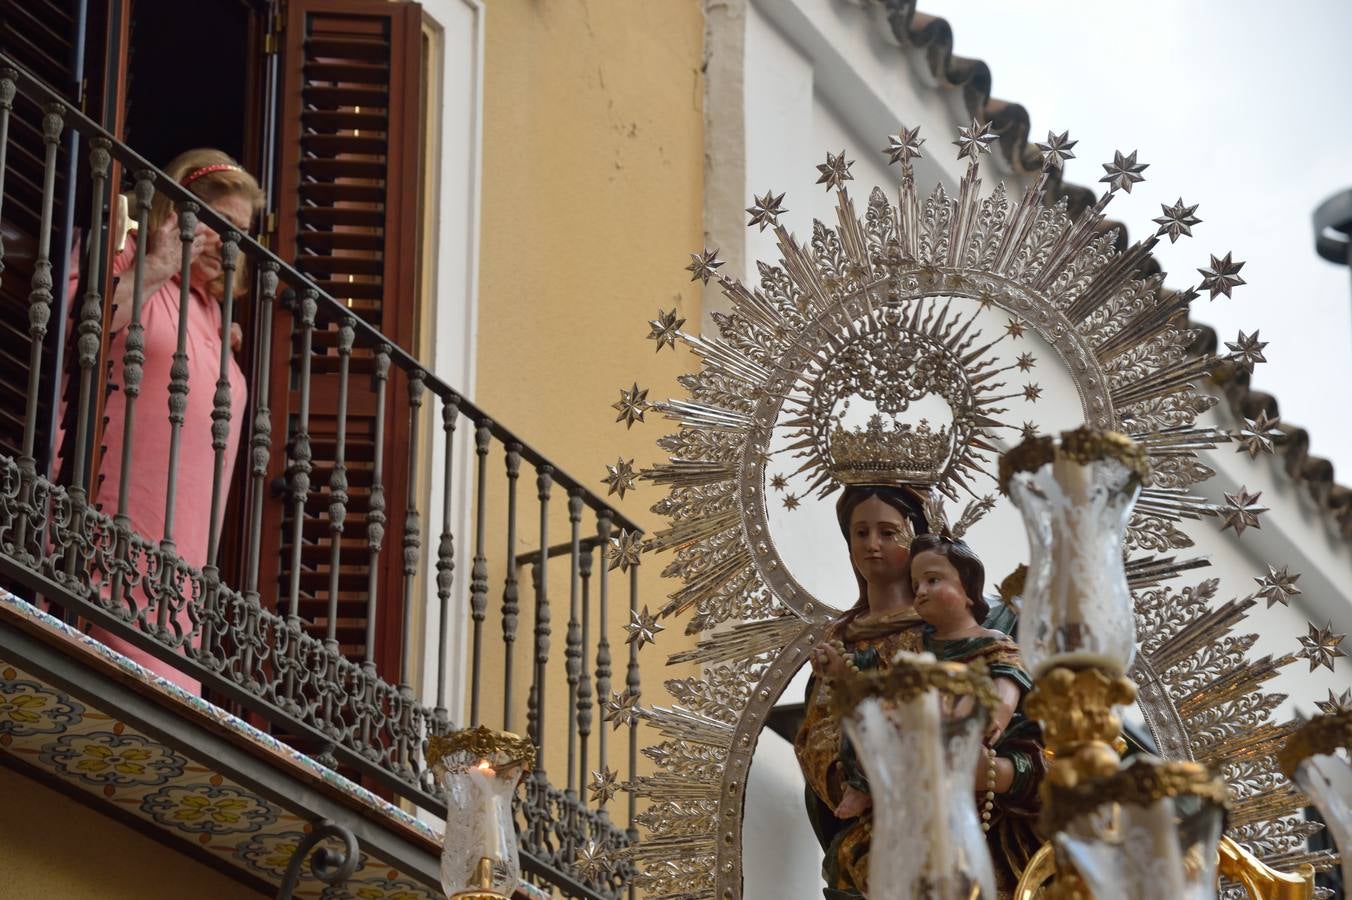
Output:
[[612, 121, 1337, 899]]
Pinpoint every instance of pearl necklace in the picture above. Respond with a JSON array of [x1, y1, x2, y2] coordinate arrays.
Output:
[[981, 747, 996, 833]]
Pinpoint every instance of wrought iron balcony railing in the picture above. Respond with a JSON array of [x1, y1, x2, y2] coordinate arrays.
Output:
[[0, 56, 640, 899]]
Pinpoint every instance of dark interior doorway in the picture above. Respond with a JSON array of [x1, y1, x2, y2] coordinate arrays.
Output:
[[123, 0, 261, 169]]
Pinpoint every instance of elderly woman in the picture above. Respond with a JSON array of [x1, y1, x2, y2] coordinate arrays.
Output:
[[78, 148, 265, 690]]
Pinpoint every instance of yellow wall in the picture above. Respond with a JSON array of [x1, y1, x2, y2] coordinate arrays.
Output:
[[0, 765, 246, 899], [477, 0, 704, 473], [473, 0, 705, 783]]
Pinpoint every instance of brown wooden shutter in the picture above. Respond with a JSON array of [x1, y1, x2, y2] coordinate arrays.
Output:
[[258, 0, 423, 678], [0, 0, 81, 462], [0, 0, 122, 468]]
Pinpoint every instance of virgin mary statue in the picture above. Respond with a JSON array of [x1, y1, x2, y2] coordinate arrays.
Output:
[[793, 483, 1046, 898]]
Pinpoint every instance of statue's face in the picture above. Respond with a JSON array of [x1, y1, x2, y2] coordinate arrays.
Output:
[[847, 496, 911, 584], [909, 549, 971, 627]]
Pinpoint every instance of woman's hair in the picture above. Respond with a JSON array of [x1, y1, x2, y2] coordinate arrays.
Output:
[[147, 148, 265, 298], [834, 484, 930, 616], [906, 532, 989, 624]]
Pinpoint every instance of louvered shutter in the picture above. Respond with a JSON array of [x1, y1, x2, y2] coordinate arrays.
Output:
[[0, 0, 95, 462], [257, 0, 423, 678]]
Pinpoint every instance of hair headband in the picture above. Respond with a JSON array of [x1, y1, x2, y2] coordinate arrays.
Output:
[[180, 163, 241, 188]]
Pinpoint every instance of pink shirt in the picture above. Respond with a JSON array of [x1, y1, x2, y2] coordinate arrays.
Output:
[[96, 236, 247, 567], [70, 236, 249, 692]]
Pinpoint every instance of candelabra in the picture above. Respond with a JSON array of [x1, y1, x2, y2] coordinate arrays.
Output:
[[836, 428, 1325, 899], [1002, 428, 1317, 899]]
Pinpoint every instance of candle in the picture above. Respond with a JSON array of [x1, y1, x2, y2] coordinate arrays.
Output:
[[466, 759, 505, 864]]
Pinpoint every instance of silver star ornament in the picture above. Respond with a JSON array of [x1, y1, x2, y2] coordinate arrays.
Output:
[[1315, 687, 1352, 715], [1035, 130, 1077, 170], [746, 190, 787, 231], [1297, 621, 1346, 673], [589, 767, 622, 806], [1234, 412, 1281, 459], [1218, 487, 1267, 536], [647, 307, 685, 352], [1153, 198, 1202, 243], [1100, 149, 1149, 193], [608, 528, 643, 572], [1198, 252, 1246, 300], [1225, 330, 1268, 374], [1254, 565, 1301, 608], [605, 690, 642, 729], [685, 248, 723, 285], [575, 840, 612, 881], [612, 383, 649, 428], [626, 605, 664, 648], [603, 457, 638, 499], [953, 120, 998, 161], [883, 125, 924, 167], [815, 150, 854, 190]]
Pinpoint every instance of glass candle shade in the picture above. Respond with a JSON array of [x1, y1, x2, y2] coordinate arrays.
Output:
[[1001, 429, 1147, 676], [837, 653, 998, 900], [430, 727, 534, 899], [1291, 753, 1352, 891], [1049, 759, 1227, 900], [1282, 712, 1352, 890]]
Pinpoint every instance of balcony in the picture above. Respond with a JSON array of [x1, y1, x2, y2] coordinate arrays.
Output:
[[0, 55, 642, 899]]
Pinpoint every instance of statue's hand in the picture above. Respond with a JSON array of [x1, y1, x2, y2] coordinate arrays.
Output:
[[834, 785, 872, 819], [810, 641, 850, 679]]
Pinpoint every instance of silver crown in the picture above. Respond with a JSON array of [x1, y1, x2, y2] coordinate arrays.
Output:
[[826, 415, 952, 486]]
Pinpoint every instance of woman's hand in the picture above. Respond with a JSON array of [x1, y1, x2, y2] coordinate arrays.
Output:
[[143, 213, 208, 283], [809, 641, 849, 679], [112, 215, 213, 333], [229, 322, 243, 353], [834, 784, 872, 819]]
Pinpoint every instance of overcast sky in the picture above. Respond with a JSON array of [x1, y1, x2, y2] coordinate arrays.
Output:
[[919, 0, 1352, 477]]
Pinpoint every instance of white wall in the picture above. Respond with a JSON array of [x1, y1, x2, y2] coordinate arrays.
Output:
[[412, 0, 484, 733]]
